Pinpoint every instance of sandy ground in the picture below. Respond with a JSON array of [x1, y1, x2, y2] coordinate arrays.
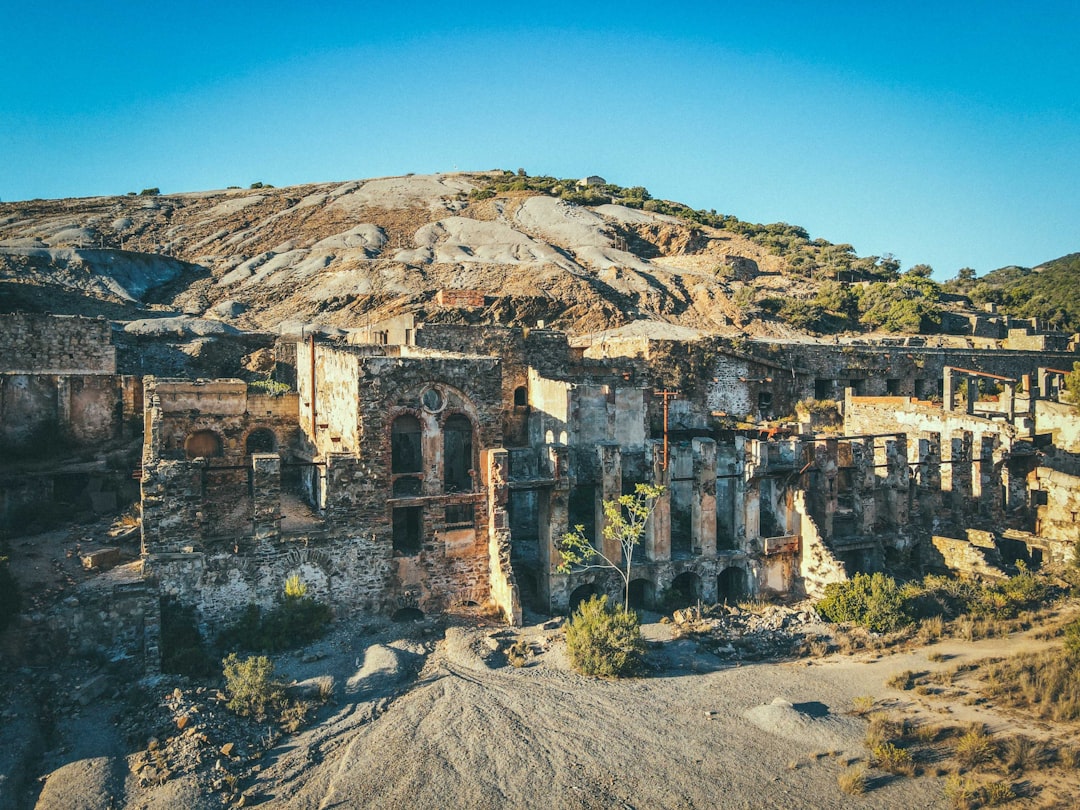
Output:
[[228, 619, 1063, 810]]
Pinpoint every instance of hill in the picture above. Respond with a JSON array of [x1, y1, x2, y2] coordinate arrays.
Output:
[[0, 171, 1052, 338], [944, 253, 1080, 332]]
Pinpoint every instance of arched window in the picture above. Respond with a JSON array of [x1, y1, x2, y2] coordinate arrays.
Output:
[[443, 414, 473, 493], [513, 386, 527, 407], [245, 428, 276, 454], [391, 415, 422, 474], [184, 430, 223, 459]]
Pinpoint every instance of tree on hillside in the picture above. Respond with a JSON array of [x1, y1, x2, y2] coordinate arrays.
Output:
[[558, 484, 665, 612]]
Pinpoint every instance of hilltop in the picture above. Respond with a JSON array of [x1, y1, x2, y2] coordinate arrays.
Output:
[[0, 171, 1073, 339]]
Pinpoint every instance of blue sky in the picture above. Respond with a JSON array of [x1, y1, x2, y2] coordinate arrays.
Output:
[[1, 1, 1077, 277]]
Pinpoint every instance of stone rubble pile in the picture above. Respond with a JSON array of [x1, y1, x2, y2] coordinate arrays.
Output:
[[671, 602, 827, 661]]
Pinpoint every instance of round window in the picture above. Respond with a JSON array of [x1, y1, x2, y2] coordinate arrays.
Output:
[[421, 387, 445, 412]]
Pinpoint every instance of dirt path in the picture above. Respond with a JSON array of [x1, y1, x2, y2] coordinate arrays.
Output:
[[247, 624, 962, 810]]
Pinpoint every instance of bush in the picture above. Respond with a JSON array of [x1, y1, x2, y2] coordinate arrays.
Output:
[[565, 595, 645, 677], [816, 573, 912, 633], [138, 187, 160, 196], [222, 653, 284, 719], [837, 766, 867, 795]]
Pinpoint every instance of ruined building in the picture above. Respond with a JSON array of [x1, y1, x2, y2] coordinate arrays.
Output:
[[4, 311, 1080, 666]]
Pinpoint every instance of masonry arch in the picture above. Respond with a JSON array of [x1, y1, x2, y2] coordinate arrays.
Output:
[[717, 566, 750, 604], [245, 427, 277, 454], [184, 429, 223, 459], [670, 571, 701, 606], [568, 583, 600, 614]]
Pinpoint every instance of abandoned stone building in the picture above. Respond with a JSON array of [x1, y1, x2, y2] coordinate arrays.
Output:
[[5, 310, 1080, 663]]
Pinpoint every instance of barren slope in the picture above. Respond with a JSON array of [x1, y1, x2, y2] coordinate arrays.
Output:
[[0, 173, 798, 335]]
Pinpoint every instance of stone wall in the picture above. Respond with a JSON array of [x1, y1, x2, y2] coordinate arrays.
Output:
[[0, 313, 116, 374]]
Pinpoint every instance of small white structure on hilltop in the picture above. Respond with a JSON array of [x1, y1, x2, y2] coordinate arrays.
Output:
[[577, 175, 606, 187]]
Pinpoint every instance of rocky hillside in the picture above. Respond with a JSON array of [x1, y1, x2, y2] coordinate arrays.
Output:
[[0, 171, 1047, 338]]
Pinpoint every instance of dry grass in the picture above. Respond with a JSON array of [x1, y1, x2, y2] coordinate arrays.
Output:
[[865, 713, 906, 748], [837, 766, 867, 795], [918, 616, 945, 644], [1001, 734, 1053, 774], [871, 742, 915, 776], [887, 669, 919, 691], [955, 724, 995, 770], [851, 695, 875, 716], [983, 648, 1080, 722]]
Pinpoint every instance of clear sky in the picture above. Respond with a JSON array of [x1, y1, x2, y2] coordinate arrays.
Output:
[[2, 1, 1077, 278]]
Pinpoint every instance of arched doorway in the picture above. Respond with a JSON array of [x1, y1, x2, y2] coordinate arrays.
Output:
[[184, 430, 223, 459], [245, 428, 276, 454], [670, 572, 701, 607], [392, 607, 425, 622], [626, 578, 654, 611], [568, 583, 600, 615], [717, 566, 749, 604]]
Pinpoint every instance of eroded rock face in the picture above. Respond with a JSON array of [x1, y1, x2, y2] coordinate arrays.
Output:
[[0, 172, 778, 336]]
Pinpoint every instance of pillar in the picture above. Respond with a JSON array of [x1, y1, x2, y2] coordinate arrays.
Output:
[[692, 438, 717, 557], [645, 441, 670, 561], [596, 443, 622, 564], [251, 453, 282, 542]]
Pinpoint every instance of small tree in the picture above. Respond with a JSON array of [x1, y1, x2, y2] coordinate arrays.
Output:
[[559, 483, 664, 611]]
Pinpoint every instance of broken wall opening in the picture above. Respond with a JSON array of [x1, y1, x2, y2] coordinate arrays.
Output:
[[392, 506, 422, 555], [443, 414, 474, 493]]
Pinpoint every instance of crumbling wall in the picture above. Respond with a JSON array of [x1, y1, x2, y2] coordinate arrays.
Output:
[[1031, 467, 1080, 544], [0, 313, 116, 374]]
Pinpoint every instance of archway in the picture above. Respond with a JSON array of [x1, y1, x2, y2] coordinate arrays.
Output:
[[626, 578, 654, 611], [392, 607, 425, 622], [670, 571, 701, 606], [245, 428, 276, 454], [717, 566, 749, 605], [184, 430, 223, 459], [567, 583, 600, 615]]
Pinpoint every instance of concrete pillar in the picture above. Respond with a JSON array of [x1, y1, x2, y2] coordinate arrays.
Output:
[[645, 441, 670, 561], [596, 443, 622, 564], [251, 453, 282, 542], [966, 376, 977, 415], [692, 438, 717, 557], [943, 367, 955, 411], [977, 435, 999, 519], [56, 375, 72, 433]]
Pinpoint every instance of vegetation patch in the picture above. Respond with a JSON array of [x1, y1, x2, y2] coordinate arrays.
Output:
[[565, 594, 646, 678]]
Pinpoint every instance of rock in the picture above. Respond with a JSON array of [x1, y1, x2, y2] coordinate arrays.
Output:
[[220, 742, 234, 757], [75, 674, 111, 706]]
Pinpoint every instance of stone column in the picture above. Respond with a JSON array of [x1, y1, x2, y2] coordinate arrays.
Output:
[[251, 453, 282, 542], [485, 448, 521, 625], [883, 435, 909, 528], [949, 430, 973, 520], [540, 445, 570, 577], [596, 443, 622, 564], [692, 438, 717, 557], [645, 441, 670, 561], [813, 437, 838, 540], [917, 431, 941, 527], [852, 438, 876, 534], [943, 367, 955, 412], [966, 376, 978, 414]]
